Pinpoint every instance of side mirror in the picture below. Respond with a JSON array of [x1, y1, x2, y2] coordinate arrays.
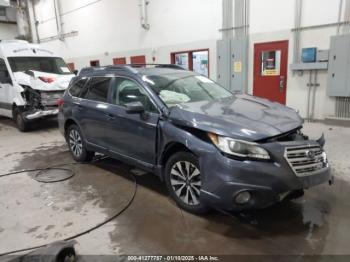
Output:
[[125, 101, 145, 114], [73, 70, 78, 75]]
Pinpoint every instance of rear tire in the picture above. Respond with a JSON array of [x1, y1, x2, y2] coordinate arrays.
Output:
[[66, 124, 94, 162], [164, 151, 209, 214], [13, 108, 29, 132]]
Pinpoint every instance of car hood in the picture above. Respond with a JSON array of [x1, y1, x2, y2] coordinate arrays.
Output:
[[168, 94, 303, 141], [13, 71, 74, 91]]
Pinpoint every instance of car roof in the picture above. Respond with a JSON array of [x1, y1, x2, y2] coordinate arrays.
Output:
[[78, 64, 188, 77]]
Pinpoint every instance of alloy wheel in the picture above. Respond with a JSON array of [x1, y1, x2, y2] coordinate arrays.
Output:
[[69, 129, 83, 157], [170, 161, 201, 206]]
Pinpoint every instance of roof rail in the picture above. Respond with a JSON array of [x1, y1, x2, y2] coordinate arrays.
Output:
[[78, 64, 185, 76], [125, 64, 185, 70], [78, 65, 137, 76]]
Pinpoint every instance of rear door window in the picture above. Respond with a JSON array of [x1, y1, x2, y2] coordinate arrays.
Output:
[[83, 77, 111, 102], [69, 77, 88, 97]]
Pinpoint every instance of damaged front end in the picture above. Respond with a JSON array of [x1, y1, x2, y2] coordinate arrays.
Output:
[[20, 86, 63, 120]]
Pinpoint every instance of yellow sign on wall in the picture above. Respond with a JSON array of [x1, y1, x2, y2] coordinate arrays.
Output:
[[233, 61, 242, 73]]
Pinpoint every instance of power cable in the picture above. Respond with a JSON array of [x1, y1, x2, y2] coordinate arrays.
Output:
[[0, 156, 137, 257]]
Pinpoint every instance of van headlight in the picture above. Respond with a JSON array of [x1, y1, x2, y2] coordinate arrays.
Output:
[[208, 133, 270, 160]]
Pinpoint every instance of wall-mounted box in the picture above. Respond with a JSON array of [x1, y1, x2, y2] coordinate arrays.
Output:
[[317, 50, 329, 62], [301, 47, 317, 63], [327, 35, 350, 97]]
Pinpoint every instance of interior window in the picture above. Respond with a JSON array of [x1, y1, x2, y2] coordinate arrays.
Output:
[[84, 77, 110, 102], [69, 78, 88, 97], [113, 77, 157, 113]]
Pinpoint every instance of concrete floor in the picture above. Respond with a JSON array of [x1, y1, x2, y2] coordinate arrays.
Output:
[[0, 116, 350, 256]]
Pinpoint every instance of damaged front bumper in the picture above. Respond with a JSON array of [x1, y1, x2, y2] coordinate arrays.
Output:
[[24, 108, 59, 120], [198, 136, 333, 212]]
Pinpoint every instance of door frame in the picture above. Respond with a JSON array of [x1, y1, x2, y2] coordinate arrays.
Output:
[[253, 40, 289, 104]]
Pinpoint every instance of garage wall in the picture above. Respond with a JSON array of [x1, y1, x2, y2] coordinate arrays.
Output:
[[35, 0, 221, 57], [34, 0, 344, 120]]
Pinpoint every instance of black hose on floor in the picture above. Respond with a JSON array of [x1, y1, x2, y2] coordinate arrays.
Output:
[[0, 157, 138, 257]]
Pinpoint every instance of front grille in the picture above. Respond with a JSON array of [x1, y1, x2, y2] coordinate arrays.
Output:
[[41, 91, 64, 106], [285, 145, 328, 176]]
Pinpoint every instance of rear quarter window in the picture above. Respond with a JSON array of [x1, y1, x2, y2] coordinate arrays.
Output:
[[69, 78, 88, 97]]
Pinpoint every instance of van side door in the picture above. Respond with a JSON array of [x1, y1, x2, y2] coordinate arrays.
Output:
[[0, 58, 12, 114]]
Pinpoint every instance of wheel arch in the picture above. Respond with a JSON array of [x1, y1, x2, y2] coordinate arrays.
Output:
[[64, 118, 78, 136], [160, 142, 194, 167]]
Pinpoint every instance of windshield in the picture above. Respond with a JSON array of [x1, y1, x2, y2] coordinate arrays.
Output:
[[8, 57, 72, 75], [144, 72, 233, 107]]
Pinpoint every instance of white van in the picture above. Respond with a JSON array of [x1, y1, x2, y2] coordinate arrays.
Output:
[[0, 40, 75, 131]]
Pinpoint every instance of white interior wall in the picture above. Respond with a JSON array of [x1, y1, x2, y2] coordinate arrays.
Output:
[[37, 0, 221, 58], [32, 0, 345, 120], [249, 0, 295, 34], [301, 0, 341, 27]]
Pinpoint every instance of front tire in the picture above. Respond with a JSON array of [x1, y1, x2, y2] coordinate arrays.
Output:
[[164, 151, 209, 214], [66, 124, 94, 162], [13, 108, 29, 132]]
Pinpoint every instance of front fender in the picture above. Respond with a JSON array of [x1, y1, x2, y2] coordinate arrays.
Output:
[[12, 96, 26, 107], [158, 121, 215, 163]]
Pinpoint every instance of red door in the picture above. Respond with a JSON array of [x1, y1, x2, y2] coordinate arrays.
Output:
[[113, 57, 126, 65], [253, 40, 288, 104], [130, 55, 146, 64]]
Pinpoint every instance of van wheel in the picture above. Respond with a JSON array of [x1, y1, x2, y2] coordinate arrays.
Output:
[[66, 124, 94, 162], [13, 108, 29, 132], [164, 151, 209, 214]]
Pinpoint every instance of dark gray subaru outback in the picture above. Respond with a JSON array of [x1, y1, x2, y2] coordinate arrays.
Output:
[[58, 64, 332, 214]]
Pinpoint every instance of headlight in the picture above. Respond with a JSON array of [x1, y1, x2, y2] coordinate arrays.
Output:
[[208, 133, 270, 160]]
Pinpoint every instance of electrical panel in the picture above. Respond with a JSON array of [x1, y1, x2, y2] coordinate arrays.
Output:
[[327, 34, 350, 97], [217, 37, 247, 93], [216, 39, 231, 91]]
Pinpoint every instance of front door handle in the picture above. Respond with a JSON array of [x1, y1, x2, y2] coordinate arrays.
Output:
[[105, 113, 116, 120], [279, 76, 285, 92]]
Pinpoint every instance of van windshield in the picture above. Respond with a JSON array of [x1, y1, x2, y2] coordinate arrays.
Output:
[[8, 57, 72, 75], [143, 72, 233, 108]]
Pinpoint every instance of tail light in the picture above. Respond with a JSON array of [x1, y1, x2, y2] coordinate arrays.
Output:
[[57, 98, 64, 107], [38, 76, 55, 83]]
